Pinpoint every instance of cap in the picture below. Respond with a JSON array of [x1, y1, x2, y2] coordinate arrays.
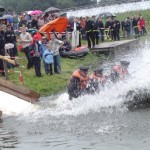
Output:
[[120, 60, 130, 66], [94, 68, 103, 74], [79, 66, 89, 72]]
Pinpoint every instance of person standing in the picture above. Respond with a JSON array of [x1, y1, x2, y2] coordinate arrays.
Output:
[[92, 15, 99, 45], [48, 32, 64, 74], [85, 16, 95, 48], [4, 24, 17, 56], [0, 25, 5, 76], [19, 26, 33, 69], [43, 44, 54, 75], [31, 35, 42, 77]]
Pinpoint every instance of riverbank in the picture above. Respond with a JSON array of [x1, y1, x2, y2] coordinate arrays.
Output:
[[7, 51, 104, 96]]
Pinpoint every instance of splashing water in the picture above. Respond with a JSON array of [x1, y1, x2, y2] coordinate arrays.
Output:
[[1, 41, 150, 118]]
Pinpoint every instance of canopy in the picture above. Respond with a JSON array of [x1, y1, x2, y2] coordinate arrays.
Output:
[[39, 17, 68, 40], [39, 17, 68, 33], [0, 15, 13, 20], [45, 7, 60, 13]]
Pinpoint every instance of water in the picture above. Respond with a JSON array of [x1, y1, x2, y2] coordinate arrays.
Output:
[[1, 41, 150, 149]]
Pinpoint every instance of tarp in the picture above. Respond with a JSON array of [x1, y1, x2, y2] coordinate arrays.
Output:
[[39, 17, 68, 39]]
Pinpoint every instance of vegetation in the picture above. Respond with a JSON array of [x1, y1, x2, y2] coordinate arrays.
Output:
[[0, 0, 95, 13], [8, 52, 104, 96]]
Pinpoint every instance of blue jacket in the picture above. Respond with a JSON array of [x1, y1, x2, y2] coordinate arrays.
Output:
[[43, 49, 54, 64]]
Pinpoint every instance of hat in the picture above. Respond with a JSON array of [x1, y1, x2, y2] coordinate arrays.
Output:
[[120, 60, 130, 66], [79, 66, 89, 72], [94, 68, 103, 74]]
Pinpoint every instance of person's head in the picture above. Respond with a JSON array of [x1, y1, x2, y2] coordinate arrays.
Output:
[[42, 36, 47, 43], [46, 43, 52, 50], [7, 25, 12, 31], [21, 26, 27, 33], [92, 15, 96, 21], [79, 66, 89, 77], [94, 68, 103, 77], [62, 37, 67, 42], [33, 35, 39, 42], [50, 32, 56, 40], [120, 60, 130, 69]]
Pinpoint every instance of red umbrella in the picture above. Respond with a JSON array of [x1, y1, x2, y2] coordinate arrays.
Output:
[[31, 10, 42, 15]]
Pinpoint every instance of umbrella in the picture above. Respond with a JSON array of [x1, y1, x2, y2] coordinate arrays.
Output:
[[31, 10, 42, 15], [0, 15, 13, 20], [0, 6, 5, 12], [27, 11, 33, 15], [45, 7, 60, 13], [96, 12, 116, 19]]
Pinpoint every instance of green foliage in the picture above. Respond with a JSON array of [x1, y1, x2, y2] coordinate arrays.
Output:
[[0, 0, 94, 13]]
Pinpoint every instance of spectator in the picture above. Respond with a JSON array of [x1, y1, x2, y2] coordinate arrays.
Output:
[[48, 32, 64, 74]]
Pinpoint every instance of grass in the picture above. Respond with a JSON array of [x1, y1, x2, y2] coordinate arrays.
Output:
[[8, 51, 104, 96]]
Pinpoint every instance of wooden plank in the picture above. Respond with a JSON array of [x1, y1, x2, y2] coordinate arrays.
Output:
[[0, 79, 40, 103], [0, 55, 16, 65]]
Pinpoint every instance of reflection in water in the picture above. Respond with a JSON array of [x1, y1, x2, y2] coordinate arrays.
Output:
[[0, 120, 19, 149]]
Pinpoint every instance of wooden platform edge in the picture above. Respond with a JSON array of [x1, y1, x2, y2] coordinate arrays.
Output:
[[0, 79, 40, 103]]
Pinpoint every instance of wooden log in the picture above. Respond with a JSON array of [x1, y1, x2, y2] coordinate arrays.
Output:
[[0, 55, 16, 65], [0, 79, 40, 103]]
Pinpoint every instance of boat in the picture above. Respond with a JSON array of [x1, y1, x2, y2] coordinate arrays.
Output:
[[0, 79, 40, 103], [60, 46, 89, 58]]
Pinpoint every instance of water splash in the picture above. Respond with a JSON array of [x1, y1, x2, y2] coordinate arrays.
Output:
[[1, 41, 150, 118]]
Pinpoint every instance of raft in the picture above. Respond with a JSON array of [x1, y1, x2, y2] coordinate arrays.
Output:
[[60, 46, 89, 58], [0, 79, 40, 103]]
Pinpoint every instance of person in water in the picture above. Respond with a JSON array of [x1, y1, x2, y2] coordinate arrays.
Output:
[[110, 60, 130, 83], [88, 68, 107, 93], [68, 66, 89, 100]]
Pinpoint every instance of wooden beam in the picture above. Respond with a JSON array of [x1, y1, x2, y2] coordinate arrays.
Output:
[[0, 55, 16, 65], [0, 79, 40, 103]]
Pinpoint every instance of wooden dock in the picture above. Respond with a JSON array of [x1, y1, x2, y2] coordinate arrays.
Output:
[[91, 39, 139, 56]]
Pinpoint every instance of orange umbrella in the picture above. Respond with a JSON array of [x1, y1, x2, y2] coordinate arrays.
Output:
[[39, 17, 68, 39]]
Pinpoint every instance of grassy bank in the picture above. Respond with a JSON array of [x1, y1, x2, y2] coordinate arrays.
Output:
[[8, 51, 104, 96]]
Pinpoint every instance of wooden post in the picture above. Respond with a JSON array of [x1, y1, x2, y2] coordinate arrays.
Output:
[[3, 60, 9, 80]]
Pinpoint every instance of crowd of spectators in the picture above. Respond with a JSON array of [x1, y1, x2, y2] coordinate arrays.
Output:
[[0, 10, 148, 77]]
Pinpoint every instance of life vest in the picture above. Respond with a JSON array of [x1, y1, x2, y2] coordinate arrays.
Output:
[[72, 69, 88, 89], [113, 65, 128, 78], [90, 73, 106, 83]]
